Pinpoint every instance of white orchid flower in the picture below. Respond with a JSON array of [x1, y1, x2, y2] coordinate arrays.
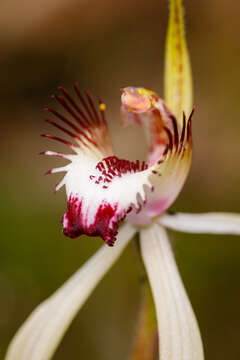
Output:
[[5, 0, 240, 359]]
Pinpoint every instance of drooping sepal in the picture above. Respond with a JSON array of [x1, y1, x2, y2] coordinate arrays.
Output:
[[5, 223, 136, 360], [140, 224, 204, 359]]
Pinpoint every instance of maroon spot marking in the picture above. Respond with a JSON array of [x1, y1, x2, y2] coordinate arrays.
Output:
[[62, 196, 128, 246], [93, 156, 149, 186], [45, 169, 53, 175]]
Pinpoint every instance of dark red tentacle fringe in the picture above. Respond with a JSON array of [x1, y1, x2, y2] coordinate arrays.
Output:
[[43, 83, 112, 154]]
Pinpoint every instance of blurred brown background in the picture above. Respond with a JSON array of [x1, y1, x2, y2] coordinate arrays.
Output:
[[1, 0, 240, 359]]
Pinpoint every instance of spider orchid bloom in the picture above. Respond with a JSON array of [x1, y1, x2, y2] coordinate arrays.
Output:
[[5, 1, 240, 360], [41, 84, 192, 246]]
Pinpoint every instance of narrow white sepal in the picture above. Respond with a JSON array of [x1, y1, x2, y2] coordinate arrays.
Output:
[[5, 222, 136, 360], [158, 212, 240, 235], [140, 223, 204, 360]]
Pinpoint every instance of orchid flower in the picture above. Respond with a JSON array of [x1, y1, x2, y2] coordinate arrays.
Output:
[[5, 0, 240, 359]]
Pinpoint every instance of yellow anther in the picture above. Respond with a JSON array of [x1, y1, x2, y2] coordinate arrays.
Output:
[[138, 89, 144, 95], [99, 103, 106, 111]]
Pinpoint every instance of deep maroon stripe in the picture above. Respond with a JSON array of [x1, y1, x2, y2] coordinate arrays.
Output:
[[44, 108, 82, 134], [85, 90, 100, 125], [53, 94, 87, 129], [58, 86, 91, 127], [163, 144, 169, 156], [74, 83, 95, 123], [169, 114, 179, 148], [180, 112, 186, 145], [45, 119, 81, 141], [45, 108, 93, 145], [188, 108, 195, 123], [41, 134, 79, 148], [187, 108, 194, 142], [187, 117, 192, 143], [58, 86, 83, 114], [163, 127, 173, 151]]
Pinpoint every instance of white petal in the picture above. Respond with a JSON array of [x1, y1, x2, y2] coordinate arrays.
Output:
[[5, 222, 136, 360], [42, 86, 153, 245], [158, 212, 240, 235], [140, 223, 204, 360], [62, 155, 153, 245]]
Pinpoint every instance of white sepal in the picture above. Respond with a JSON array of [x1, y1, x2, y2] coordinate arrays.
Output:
[[140, 223, 204, 360], [158, 212, 240, 235], [5, 222, 136, 360]]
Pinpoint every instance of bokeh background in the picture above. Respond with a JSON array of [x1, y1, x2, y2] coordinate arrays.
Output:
[[1, 0, 240, 358]]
